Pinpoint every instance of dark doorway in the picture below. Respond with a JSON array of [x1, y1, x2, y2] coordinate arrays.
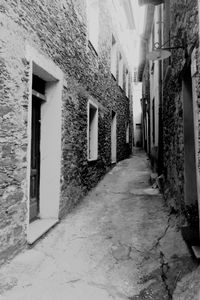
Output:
[[182, 66, 198, 206], [30, 95, 41, 222]]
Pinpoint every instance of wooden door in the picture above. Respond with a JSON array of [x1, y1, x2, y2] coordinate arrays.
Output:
[[30, 96, 41, 222]]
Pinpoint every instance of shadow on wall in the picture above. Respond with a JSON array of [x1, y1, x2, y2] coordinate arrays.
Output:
[[150, 146, 158, 172]]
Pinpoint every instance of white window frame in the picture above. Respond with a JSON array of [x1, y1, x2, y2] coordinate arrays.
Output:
[[126, 122, 130, 143], [87, 100, 98, 161]]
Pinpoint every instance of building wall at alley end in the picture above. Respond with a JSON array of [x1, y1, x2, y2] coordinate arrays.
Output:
[[0, 0, 132, 264], [162, 0, 200, 213]]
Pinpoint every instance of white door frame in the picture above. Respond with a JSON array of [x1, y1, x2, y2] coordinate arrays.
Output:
[[25, 45, 63, 243]]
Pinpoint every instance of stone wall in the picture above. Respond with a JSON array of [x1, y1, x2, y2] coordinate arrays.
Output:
[[162, 0, 199, 213], [0, 0, 132, 264]]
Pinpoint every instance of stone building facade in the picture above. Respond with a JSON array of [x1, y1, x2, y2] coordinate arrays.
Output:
[[139, 0, 200, 232], [162, 0, 199, 215], [0, 0, 134, 264]]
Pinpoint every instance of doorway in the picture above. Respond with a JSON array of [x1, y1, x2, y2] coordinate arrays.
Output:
[[111, 111, 117, 163], [26, 45, 63, 243], [182, 66, 198, 206], [30, 96, 41, 221], [30, 75, 46, 222]]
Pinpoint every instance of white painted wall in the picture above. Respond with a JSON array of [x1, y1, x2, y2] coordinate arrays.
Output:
[[87, 0, 99, 52], [133, 82, 142, 146], [111, 36, 117, 78], [108, 0, 137, 71], [118, 55, 124, 88]]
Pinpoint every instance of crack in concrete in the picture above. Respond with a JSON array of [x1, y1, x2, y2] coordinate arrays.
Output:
[[111, 241, 134, 263], [160, 250, 172, 299], [109, 191, 133, 195], [65, 279, 81, 284], [130, 245, 143, 254], [67, 232, 99, 243], [152, 215, 173, 299], [138, 214, 173, 299], [150, 220, 170, 251]]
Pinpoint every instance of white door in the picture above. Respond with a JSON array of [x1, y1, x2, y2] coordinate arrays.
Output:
[[111, 111, 117, 163]]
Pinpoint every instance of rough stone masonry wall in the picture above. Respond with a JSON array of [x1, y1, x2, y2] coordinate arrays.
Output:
[[162, 0, 199, 213], [0, 0, 132, 264]]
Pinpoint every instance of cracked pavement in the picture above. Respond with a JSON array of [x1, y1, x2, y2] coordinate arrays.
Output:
[[0, 149, 197, 299]]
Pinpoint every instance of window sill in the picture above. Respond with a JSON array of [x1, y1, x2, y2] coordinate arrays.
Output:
[[88, 157, 98, 162], [27, 218, 59, 245]]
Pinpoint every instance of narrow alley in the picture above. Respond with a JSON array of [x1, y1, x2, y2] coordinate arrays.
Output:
[[2, 1, 200, 299], [0, 150, 196, 300]]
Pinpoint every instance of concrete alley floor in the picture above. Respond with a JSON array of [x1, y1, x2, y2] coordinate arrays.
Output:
[[0, 150, 198, 300]]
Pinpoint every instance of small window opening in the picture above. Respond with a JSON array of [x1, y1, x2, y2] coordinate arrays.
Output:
[[126, 122, 129, 143], [88, 101, 98, 160]]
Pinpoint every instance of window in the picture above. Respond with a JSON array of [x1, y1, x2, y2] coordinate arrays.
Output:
[[126, 122, 129, 143], [111, 35, 117, 78], [118, 53, 123, 88], [87, 0, 99, 52], [87, 100, 98, 161], [125, 69, 129, 97]]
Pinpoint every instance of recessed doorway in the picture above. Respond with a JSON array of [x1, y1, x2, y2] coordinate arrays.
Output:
[[182, 66, 198, 206], [26, 45, 63, 243]]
